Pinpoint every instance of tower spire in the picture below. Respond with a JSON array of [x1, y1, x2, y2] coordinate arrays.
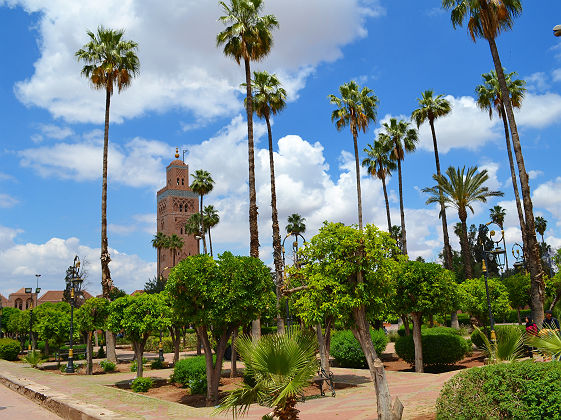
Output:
[[175, 147, 180, 158]]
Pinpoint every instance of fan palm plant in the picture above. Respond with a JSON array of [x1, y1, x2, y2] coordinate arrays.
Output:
[[423, 166, 503, 279], [75, 27, 139, 299], [329, 81, 378, 230], [362, 137, 396, 233], [476, 69, 526, 245], [528, 329, 561, 361], [412, 90, 453, 269], [442, 0, 545, 326], [216, 329, 318, 420], [217, 0, 279, 261], [381, 118, 419, 255], [190, 170, 214, 255], [473, 326, 525, 363]]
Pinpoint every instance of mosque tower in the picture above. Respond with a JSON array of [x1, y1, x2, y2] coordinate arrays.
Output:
[[156, 148, 199, 277]]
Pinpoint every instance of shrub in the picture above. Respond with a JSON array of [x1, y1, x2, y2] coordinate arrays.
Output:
[[436, 361, 561, 419], [388, 331, 399, 343], [172, 355, 208, 394], [504, 309, 531, 323], [151, 359, 165, 369], [395, 330, 470, 367], [131, 377, 153, 393], [470, 324, 526, 349], [182, 333, 198, 350], [260, 326, 277, 335], [0, 338, 21, 361], [100, 359, 116, 372], [130, 358, 148, 372], [96, 346, 106, 359], [23, 350, 43, 367], [330, 329, 388, 368]]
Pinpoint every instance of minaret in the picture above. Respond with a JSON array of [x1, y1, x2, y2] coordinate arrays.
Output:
[[156, 148, 199, 278]]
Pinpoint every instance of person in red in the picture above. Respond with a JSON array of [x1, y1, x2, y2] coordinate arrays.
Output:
[[525, 316, 538, 336]]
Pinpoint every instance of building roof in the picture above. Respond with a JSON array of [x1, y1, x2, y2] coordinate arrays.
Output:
[[169, 159, 186, 167], [131, 290, 145, 296], [0, 294, 8, 307], [38, 290, 93, 304]]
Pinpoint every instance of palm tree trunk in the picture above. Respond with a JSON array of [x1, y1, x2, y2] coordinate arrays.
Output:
[[458, 209, 473, 279], [487, 38, 544, 325], [499, 103, 527, 255], [396, 158, 408, 255], [429, 120, 453, 270], [200, 196, 207, 255], [208, 227, 213, 257], [265, 115, 285, 334], [352, 128, 363, 230], [244, 57, 261, 342], [381, 177, 392, 233], [101, 87, 112, 298]]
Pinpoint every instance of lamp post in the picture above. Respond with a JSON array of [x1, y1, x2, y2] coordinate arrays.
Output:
[[479, 222, 507, 344], [281, 232, 306, 330], [512, 243, 526, 272], [65, 256, 83, 373], [554, 24, 561, 37]]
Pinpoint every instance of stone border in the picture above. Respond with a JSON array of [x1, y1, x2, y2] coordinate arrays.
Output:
[[0, 371, 133, 420]]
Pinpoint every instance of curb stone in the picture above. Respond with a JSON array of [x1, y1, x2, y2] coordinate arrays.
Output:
[[0, 371, 135, 420]]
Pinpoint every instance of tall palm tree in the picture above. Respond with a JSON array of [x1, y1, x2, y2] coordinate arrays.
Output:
[[381, 118, 419, 256], [476, 69, 526, 246], [217, 0, 279, 260], [75, 27, 139, 299], [167, 234, 184, 267], [185, 212, 205, 254], [286, 214, 306, 236], [203, 205, 220, 257], [535, 216, 547, 244], [442, 0, 545, 325], [190, 170, 214, 255], [362, 137, 396, 233], [246, 70, 287, 333], [411, 90, 453, 270], [489, 205, 506, 228], [329, 81, 378, 230], [151, 232, 168, 280], [423, 166, 504, 279]]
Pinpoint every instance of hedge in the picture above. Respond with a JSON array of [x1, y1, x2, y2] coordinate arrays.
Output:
[[436, 361, 561, 419], [0, 338, 21, 361], [395, 328, 470, 367], [171, 355, 209, 394], [330, 329, 388, 368]]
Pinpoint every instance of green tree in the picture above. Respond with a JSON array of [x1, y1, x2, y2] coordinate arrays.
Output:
[[246, 70, 287, 333], [412, 90, 453, 270], [458, 277, 511, 325], [291, 222, 403, 419], [381, 118, 419, 255], [34, 302, 71, 357], [329, 81, 379, 230], [442, 0, 545, 327], [286, 213, 306, 236], [423, 166, 503, 279], [502, 273, 530, 324], [217, 329, 318, 420], [489, 205, 506, 228], [75, 298, 109, 374], [75, 27, 139, 299], [108, 293, 170, 378], [203, 205, 220, 257], [151, 232, 168, 280], [144, 276, 166, 294], [166, 252, 273, 405], [217, 0, 279, 262], [167, 234, 184, 266], [190, 170, 215, 254], [476, 70, 526, 244], [362, 137, 396, 233], [393, 261, 458, 372], [1, 307, 20, 338]]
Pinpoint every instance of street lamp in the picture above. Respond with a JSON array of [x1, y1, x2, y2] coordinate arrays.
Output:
[[479, 222, 507, 344], [512, 242, 526, 272], [281, 232, 306, 330], [65, 256, 83, 373], [554, 24, 561, 37], [24, 282, 41, 351]]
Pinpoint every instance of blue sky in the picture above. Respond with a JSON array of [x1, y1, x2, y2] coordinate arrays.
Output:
[[1, 1, 561, 296]]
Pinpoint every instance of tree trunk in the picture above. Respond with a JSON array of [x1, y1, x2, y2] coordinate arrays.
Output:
[[401, 315, 410, 336], [44, 339, 50, 357], [428, 314, 434, 328], [274, 395, 300, 420], [169, 326, 181, 364], [198, 325, 232, 406], [382, 177, 392, 233], [208, 228, 213, 257], [230, 329, 237, 378], [316, 317, 332, 376], [196, 330, 202, 355], [517, 308, 522, 325], [450, 311, 460, 330], [429, 119, 453, 270], [458, 209, 473, 279], [396, 158, 407, 256], [251, 319, 261, 342], [352, 128, 364, 230], [350, 306, 393, 420], [411, 312, 423, 373], [84, 332, 92, 375], [101, 87, 113, 298], [265, 115, 286, 336], [133, 340, 146, 378], [106, 330, 117, 363], [487, 38, 544, 326]]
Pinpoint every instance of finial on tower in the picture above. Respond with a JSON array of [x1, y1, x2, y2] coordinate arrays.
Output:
[[175, 147, 180, 158]]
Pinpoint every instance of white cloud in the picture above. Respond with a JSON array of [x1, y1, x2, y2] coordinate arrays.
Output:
[[526, 72, 549, 92], [109, 213, 156, 236], [515, 92, 561, 129], [528, 170, 544, 180], [533, 177, 561, 220], [6, 0, 383, 124], [552, 69, 561, 83], [0, 193, 19, 208], [0, 228, 154, 295], [479, 160, 501, 192]]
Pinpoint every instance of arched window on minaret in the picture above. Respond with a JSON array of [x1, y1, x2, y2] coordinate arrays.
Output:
[[177, 177, 180, 185], [179, 204, 183, 212], [181, 178, 184, 185]]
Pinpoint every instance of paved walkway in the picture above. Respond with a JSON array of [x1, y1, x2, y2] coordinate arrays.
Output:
[[0, 348, 458, 420], [0, 383, 63, 419]]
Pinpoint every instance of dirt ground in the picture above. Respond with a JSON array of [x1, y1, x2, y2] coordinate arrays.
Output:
[[381, 350, 486, 373]]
